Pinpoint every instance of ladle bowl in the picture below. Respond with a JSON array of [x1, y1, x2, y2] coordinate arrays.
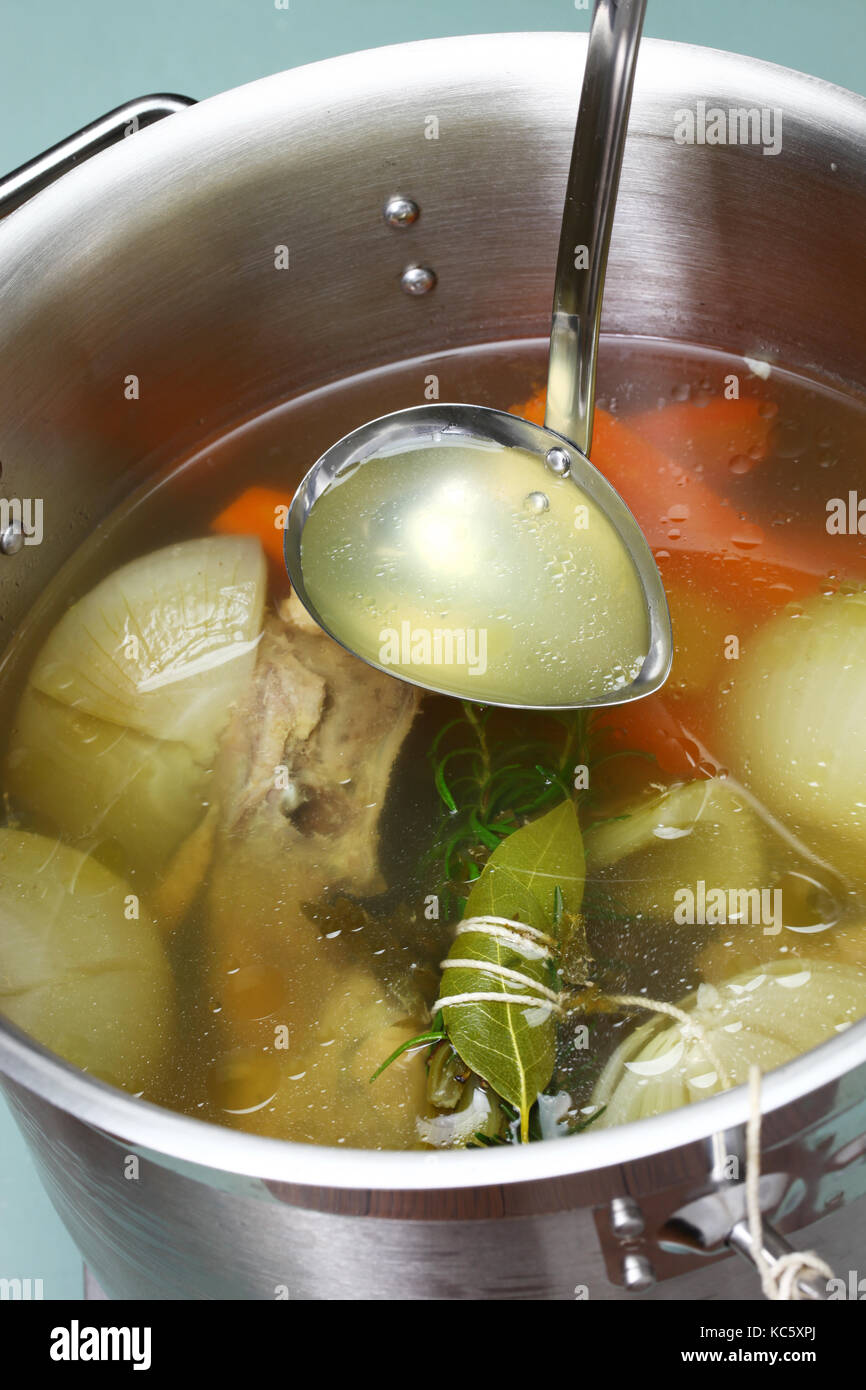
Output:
[[286, 399, 673, 707]]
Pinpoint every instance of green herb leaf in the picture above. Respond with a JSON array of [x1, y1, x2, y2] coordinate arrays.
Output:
[[369, 1013, 446, 1082], [425, 1040, 470, 1110], [467, 797, 585, 922], [421, 702, 590, 915], [440, 800, 585, 1141]]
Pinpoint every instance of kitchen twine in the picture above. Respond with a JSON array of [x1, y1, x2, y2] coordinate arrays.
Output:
[[432, 916, 562, 1014], [745, 1065, 834, 1300], [434, 916, 834, 1300]]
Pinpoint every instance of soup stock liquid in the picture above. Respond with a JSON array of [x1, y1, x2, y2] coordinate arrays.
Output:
[[3, 337, 866, 1146], [299, 438, 650, 705]]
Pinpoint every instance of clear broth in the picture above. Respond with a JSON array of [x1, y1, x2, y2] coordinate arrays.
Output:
[[3, 336, 866, 1148]]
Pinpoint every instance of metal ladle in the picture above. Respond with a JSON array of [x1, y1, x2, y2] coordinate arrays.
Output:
[[286, 0, 671, 709]]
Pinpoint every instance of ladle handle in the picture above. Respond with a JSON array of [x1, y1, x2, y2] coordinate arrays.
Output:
[[545, 0, 646, 456]]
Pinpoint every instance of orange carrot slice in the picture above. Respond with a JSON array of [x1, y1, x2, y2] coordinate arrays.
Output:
[[592, 693, 721, 783], [516, 386, 548, 428], [510, 388, 864, 581], [212, 487, 292, 576], [627, 397, 776, 477], [513, 389, 744, 554]]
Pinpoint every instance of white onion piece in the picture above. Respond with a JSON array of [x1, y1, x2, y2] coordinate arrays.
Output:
[[721, 589, 866, 862], [416, 1083, 494, 1147], [7, 537, 266, 879], [7, 689, 211, 877], [584, 778, 765, 918], [28, 536, 266, 757], [592, 958, 866, 1127], [0, 830, 173, 1091], [537, 1090, 573, 1139]]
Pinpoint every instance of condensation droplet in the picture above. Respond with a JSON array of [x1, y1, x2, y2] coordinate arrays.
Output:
[[775, 422, 807, 460], [731, 522, 765, 549], [524, 490, 550, 514]]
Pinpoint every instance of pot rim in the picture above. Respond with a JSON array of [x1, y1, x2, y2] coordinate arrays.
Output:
[[2, 32, 866, 1192], [3, 1009, 865, 1190]]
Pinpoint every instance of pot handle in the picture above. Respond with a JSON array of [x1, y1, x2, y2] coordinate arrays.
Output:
[[727, 1217, 831, 1300], [0, 93, 196, 218]]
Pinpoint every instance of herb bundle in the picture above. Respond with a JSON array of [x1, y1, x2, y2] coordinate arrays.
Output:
[[371, 700, 655, 1144], [374, 797, 591, 1143], [436, 799, 586, 1140], [422, 701, 589, 919]]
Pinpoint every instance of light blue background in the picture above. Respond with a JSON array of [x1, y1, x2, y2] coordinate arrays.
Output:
[[1, 0, 864, 1301], [1, 0, 865, 174]]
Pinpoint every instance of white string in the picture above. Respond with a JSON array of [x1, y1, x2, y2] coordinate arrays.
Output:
[[458, 916, 554, 942], [455, 917, 555, 956], [434, 954, 835, 1298], [440, 958, 563, 1004], [746, 1065, 834, 1300], [433, 990, 561, 1015], [606, 993, 732, 1091], [434, 915, 563, 1016]]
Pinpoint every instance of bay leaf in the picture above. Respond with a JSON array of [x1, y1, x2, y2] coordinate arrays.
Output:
[[441, 799, 585, 1140], [468, 798, 585, 923]]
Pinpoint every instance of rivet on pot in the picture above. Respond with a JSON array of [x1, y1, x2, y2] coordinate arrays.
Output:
[[0, 523, 25, 556], [609, 1195, 645, 1240], [622, 1253, 656, 1292], [545, 446, 571, 476], [384, 195, 420, 228], [401, 265, 437, 296]]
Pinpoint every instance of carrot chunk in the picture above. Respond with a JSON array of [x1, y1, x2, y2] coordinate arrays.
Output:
[[627, 397, 775, 477], [510, 388, 864, 581], [212, 487, 292, 575]]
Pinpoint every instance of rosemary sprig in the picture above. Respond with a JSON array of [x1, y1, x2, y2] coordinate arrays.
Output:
[[369, 1012, 445, 1082], [421, 702, 590, 917]]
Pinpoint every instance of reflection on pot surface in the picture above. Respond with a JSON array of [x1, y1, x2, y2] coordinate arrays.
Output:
[[2, 337, 865, 1151]]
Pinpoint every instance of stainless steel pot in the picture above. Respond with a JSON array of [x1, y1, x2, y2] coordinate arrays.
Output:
[[1, 32, 865, 1301]]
